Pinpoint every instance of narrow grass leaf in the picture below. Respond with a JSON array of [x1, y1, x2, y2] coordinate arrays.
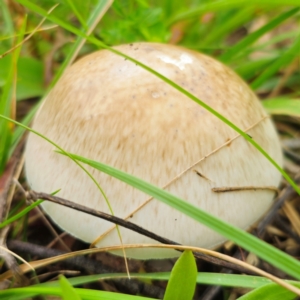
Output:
[[0, 1, 14, 40], [15, 57, 44, 100], [219, 7, 300, 62], [49, 0, 112, 89], [235, 58, 275, 80], [262, 98, 300, 117], [0, 189, 61, 229], [9, 101, 41, 157], [2, 272, 300, 300], [238, 282, 300, 300], [164, 251, 197, 300], [0, 16, 26, 173], [251, 35, 300, 89], [0, 200, 43, 229], [59, 275, 82, 300], [65, 0, 87, 30], [37, 272, 284, 289], [0, 286, 155, 300], [62, 152, 300, 280], [199, 7, 255, 49], [168, 0, 300, 25]]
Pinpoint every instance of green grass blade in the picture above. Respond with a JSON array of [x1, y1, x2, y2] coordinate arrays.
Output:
[[65, 0, 87, 30], [0, 0, 14, 50], [0, 200, 43, 229], [2, 272, 299, 300], [262, 98, 300, 117], [7, 1, 112, 161], [251, 35, 300, 89], [49, 0, 113, 89], [9, 101, 41, 157], [38, 272, 300, 289], [238, 282, 300, 300], [239, 29, 300, 61], [0, 15, 26, 173], [168, 0, 300, 25], [0, 189, 60, 229], [199, 7, 256, 49], [0, 286, 155, 300], [219, 7, 300, 62], [4, 273, 297, 300], [164, 251, 197, 300], [59, 276, 82, 300], [235, 57, 276, 80], [60, 152, 300, 280]]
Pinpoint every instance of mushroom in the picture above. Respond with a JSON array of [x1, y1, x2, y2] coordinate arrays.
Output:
[[25, 42, 282, 259]]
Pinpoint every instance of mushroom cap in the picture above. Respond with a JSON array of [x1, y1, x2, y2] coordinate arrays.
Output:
[[25, 43, 282, 259]]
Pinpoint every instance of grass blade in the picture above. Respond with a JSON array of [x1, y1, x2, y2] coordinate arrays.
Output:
[[238, 282, 300, 300], [60, 151, 300, 280], [168, 0, 300, 25], [262, 98, 300, 117], [0, 286, 155, 300], [59, 276, 82, 300], [251, 35, 300, 89], [219, 7, 300, 62], [0, 16, 26, 173]]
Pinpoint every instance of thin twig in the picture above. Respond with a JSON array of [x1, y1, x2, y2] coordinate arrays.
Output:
[[0, 138, 27, 285], [212, 186, 279, 195], [0, 5, 59, 59], [25, 190, 256, 274], [256, 175, 300, 236]]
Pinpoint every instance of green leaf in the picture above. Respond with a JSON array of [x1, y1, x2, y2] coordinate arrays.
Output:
[[38, 272, 287, 290], [238, 282, 300, 300], [48, 0, 112, 89], [1, 272, 300, 300], [251, 34, 300, 89], [59, 151, 300, 281], [0, 286, 155, 300], [0, 189, 60, 229], [64, 0, 87, 30], [0, 199, 43, 229], [0, 0, 14, 51], [59, 275, 82, 300], [164, 251, 197, 300], [0, 56, 44, 101], [10, 101, 41, 156], [15, 57, 45, 100], [219, 7, 300, 62], [0, 15, 26, 173], [168, 0, 300, 25], [262, 98, 300, 117], [235, 58, 275, 81], [199, 7, 256, 50]]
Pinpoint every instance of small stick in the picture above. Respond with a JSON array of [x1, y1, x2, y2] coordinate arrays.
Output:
[[212, 186, 279, 195], [256, 174, 300, 236], [25, 190, 256, 274]]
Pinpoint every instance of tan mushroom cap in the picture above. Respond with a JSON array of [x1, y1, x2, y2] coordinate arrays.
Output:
[[25, 43, 282, 259]]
